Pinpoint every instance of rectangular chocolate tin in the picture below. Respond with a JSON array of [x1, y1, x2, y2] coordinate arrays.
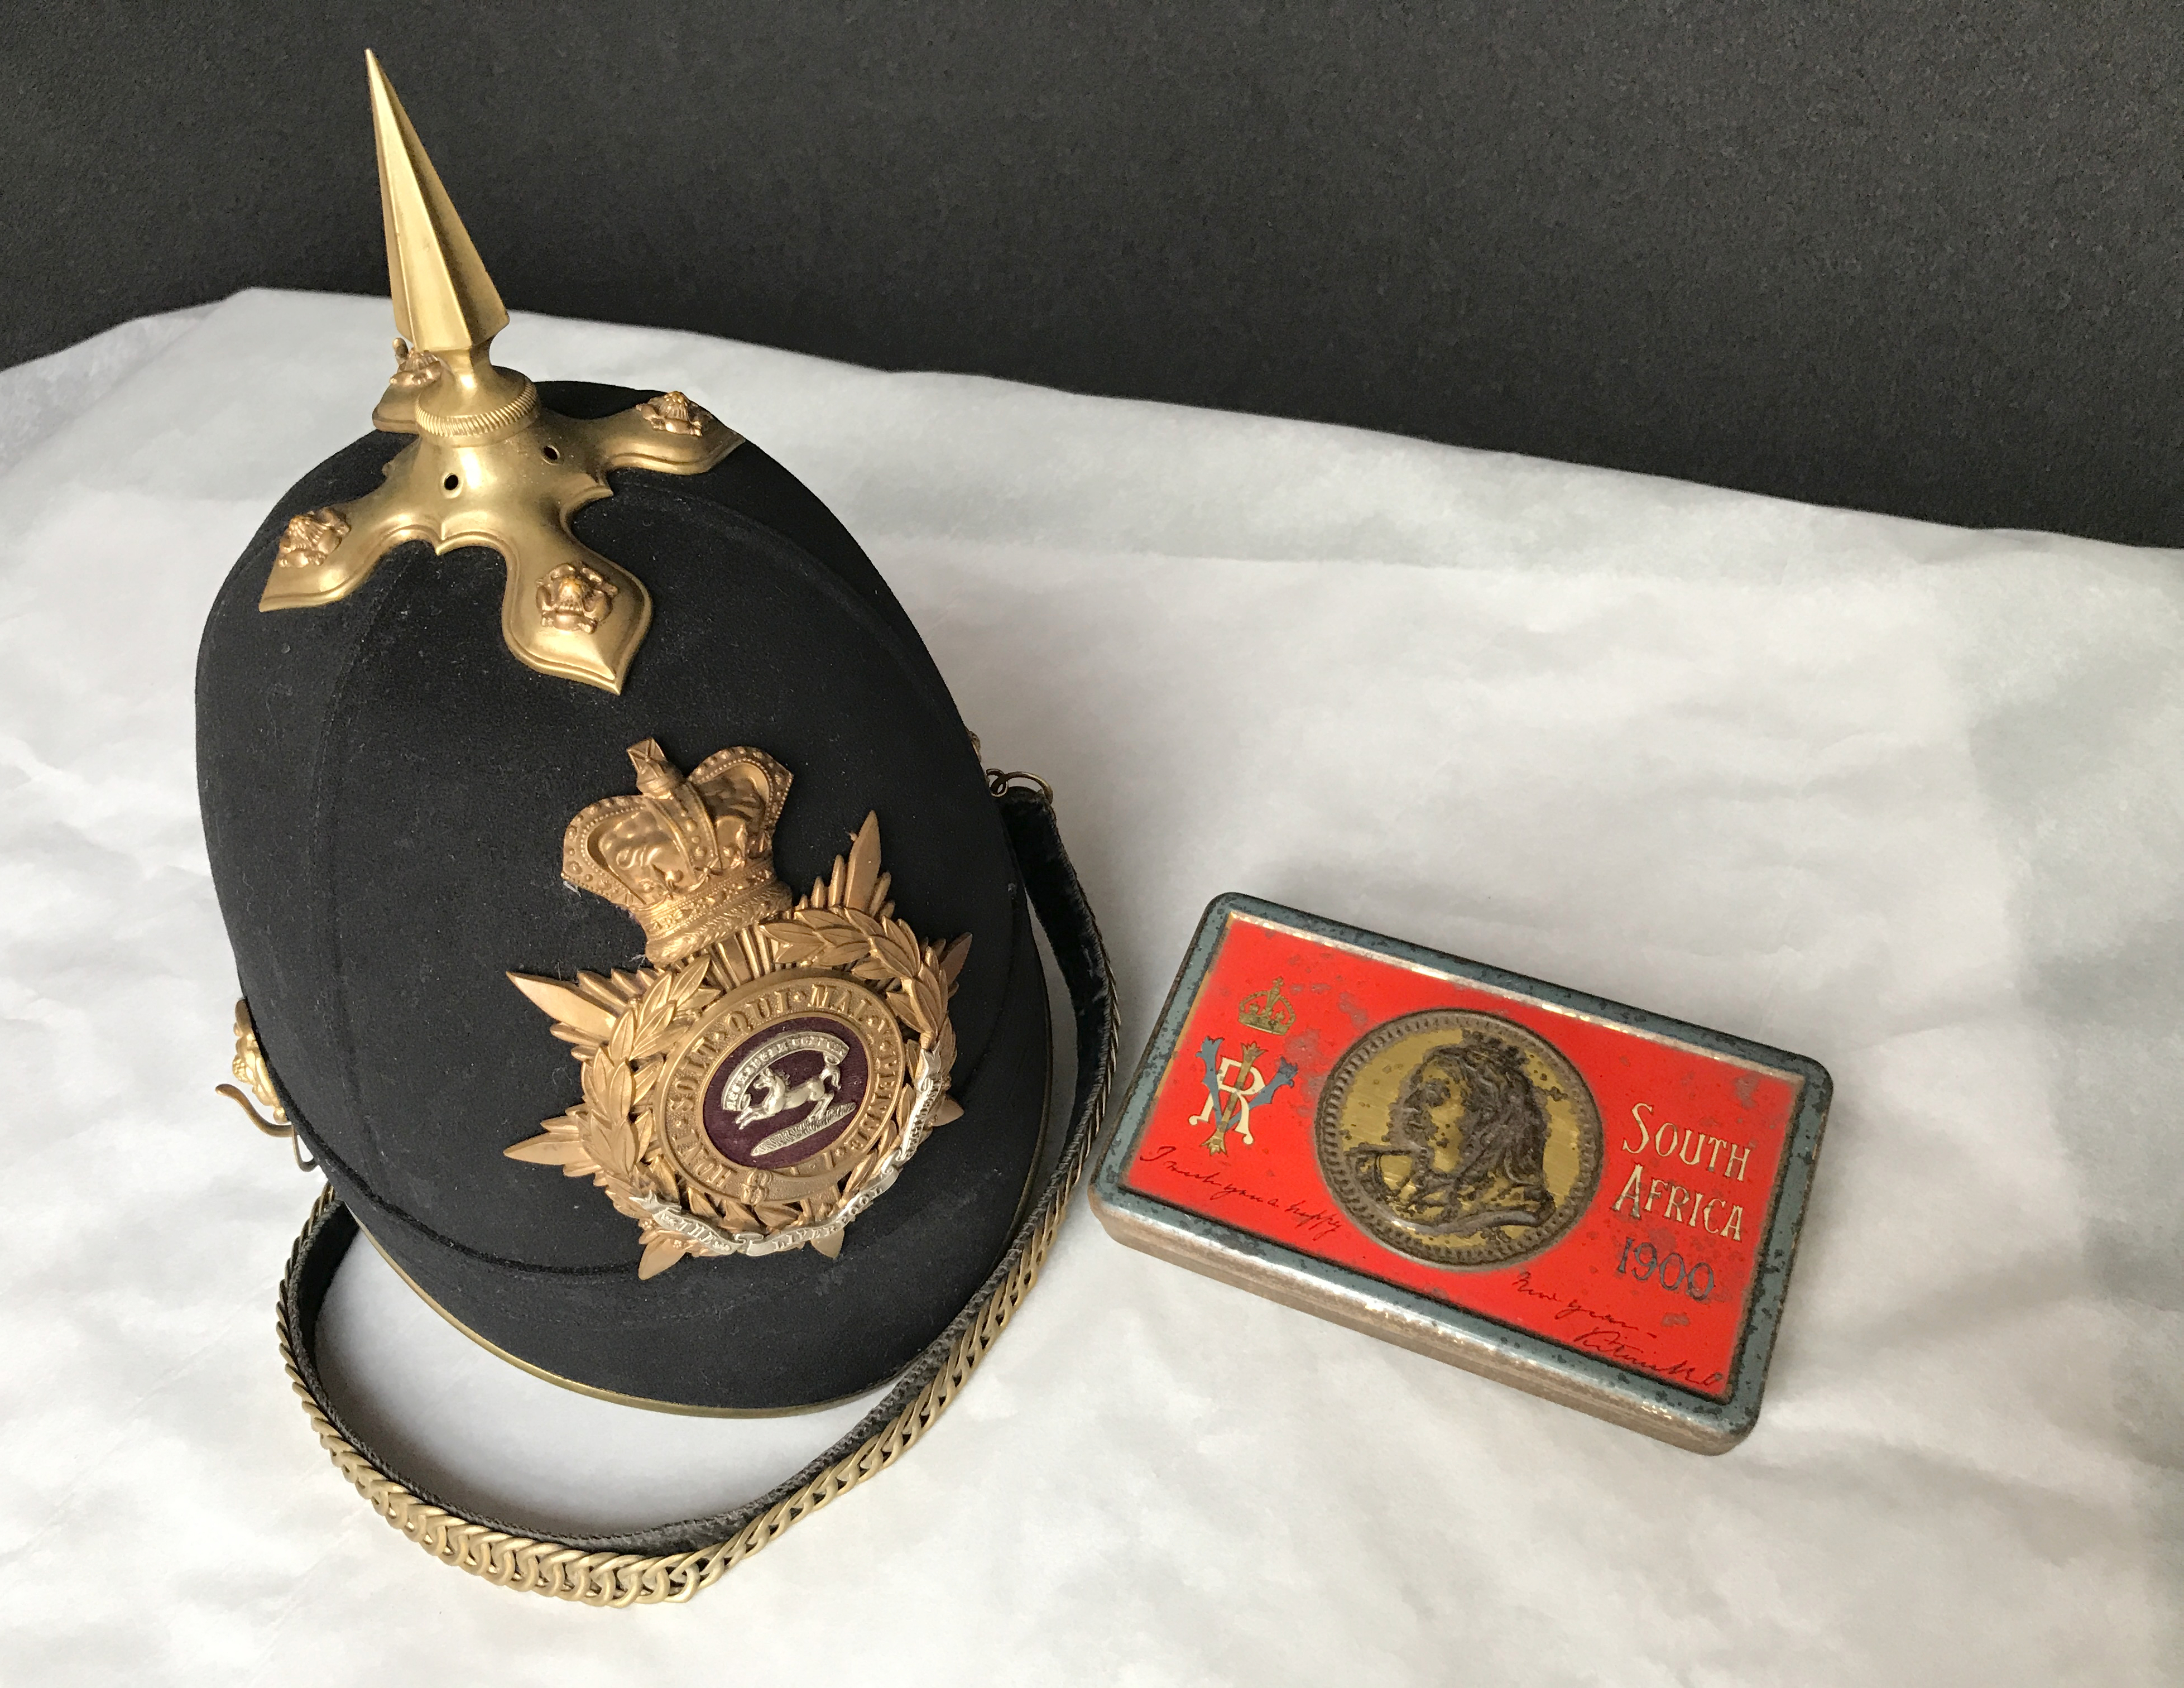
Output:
[[1089, 894, 1832, 1452]]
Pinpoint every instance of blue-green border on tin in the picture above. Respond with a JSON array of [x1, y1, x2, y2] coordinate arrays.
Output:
[[1091, 892, 1834, 1448]]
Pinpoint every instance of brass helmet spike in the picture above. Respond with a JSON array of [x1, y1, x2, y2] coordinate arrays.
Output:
[[362, 51, 532, 443], [365, 49, 506, 357], [255, 54, 743, 692]]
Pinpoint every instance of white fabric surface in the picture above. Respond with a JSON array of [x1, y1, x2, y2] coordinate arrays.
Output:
[[1, 290, 2178, 1682]]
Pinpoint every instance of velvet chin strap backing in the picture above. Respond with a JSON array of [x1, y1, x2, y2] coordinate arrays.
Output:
[[276, 786, 1116, 1601]]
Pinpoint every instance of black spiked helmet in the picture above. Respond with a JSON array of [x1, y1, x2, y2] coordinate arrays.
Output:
[[197, 57, 1110, 1588]]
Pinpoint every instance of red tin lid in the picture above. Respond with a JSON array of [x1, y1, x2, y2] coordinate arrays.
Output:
[[1091, 895, 1832, 1452]]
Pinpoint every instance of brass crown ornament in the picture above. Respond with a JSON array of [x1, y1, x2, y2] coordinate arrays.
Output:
[[506, 742, 971, 1276], [258, 52, 741, 692], [561, 740, 796, 966]]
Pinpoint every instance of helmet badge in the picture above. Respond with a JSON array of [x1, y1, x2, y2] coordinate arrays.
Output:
[[506, 741, 972, 1275]]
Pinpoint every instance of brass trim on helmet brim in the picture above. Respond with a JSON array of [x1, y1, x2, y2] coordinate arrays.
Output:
[[352, 1222, 879, 1419]]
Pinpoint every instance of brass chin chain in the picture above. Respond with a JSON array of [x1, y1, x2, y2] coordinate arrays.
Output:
[[276, 961, 1116, 1605]]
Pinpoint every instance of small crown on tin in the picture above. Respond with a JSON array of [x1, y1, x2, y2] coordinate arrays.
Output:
[[562, 740, 794, 966], [1238, 977, 1295, 1036]]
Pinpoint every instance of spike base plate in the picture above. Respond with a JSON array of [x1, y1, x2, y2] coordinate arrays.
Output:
[[260, 385, 740, 692]]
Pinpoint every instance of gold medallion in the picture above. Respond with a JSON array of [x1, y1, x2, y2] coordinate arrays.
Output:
[[505, 740, 968, 1277], [1314, 1009, 1602, 1268]]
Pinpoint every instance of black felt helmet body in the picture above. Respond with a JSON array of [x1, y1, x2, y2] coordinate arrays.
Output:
[[196, 59, 1049, 1412]]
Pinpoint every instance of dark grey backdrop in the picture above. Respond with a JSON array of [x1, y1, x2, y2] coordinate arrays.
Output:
[[6, 2, 2179, 545]]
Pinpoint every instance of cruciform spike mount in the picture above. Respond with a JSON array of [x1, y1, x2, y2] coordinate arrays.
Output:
[[257, 50, 740, 693]]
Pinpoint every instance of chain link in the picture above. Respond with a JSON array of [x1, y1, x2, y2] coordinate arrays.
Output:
[[276, 964, 1116, 1604]]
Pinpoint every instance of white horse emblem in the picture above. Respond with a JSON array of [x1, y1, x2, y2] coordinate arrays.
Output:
[[718, 1029, 858, 1159]]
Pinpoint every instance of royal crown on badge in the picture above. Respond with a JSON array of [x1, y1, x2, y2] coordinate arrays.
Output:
[[505, 739, 969, 1277]]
